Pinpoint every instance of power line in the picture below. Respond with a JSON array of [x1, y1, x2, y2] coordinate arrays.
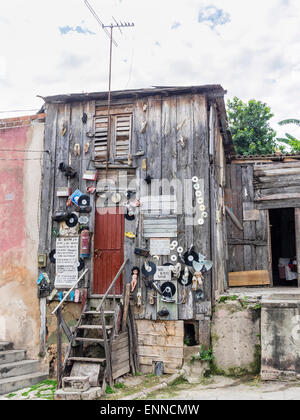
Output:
[[83, 0, 118, 47]]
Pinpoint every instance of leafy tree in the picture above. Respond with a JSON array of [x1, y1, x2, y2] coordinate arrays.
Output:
[[227, 97, 278, 156], [277, 119, 300, 153]]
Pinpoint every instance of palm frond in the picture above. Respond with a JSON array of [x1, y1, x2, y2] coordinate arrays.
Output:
[[278, 119, 300, 127]]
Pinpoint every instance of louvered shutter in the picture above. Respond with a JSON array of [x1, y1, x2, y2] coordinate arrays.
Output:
[[94, 116, 108, 161], [94, 113, 132, 163], [115, 114, 132, 159]]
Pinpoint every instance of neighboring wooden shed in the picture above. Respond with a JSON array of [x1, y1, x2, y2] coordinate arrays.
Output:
[[226, 154, 300, 289], [39, 85, 234, 381]]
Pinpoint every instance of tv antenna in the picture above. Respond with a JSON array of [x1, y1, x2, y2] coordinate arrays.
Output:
[[84, 0, 134, 171]]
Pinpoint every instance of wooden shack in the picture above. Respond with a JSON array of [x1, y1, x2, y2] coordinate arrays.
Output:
[[39, 85, 234, 384], [226, 154, 300, 289]]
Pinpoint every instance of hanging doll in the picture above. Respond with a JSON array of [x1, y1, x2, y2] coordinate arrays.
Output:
[[131, 266, 140, 292], [192, 271, 204, 291]]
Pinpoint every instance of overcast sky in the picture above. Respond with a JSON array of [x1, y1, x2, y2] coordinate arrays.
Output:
[[0, 0, 299, 138]]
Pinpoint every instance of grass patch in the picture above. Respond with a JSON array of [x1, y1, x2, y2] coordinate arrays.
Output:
[[114, 382, 126, 390], [6, 393, 17, 399], [21, 379, 57, 400], [105, 386, 115, 394]]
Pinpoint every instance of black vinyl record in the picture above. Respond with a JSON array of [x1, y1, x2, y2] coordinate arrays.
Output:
[[161, 282, 176, 298], [49, 249, 56, 264], [78, 195, 90, 207], [65, 213, 78, 228], [142, 261, 157, 277], [77, 258, 85, 272], [178, 270, 193, 287], [183, 250, 199, 266], [124, 209, 135, 221]]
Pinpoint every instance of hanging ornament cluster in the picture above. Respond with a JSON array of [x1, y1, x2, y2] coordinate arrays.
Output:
[[192, 176, 208, 225]]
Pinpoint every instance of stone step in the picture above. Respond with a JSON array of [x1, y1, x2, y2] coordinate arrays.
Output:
[[0, 371, 48, 395], [0, 360, 39, 379], [0, 342, 13, 352], [0, 350, 26, 365]]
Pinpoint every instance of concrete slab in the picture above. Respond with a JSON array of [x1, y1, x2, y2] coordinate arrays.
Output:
[[0, 372, 48, 395], [0, 350, 26, 365], [54, 386, 103, 400], [261, 296, 300, 380], [0, 360, 39, 379]]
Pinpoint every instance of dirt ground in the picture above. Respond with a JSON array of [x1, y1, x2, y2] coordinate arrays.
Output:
[[140, 375, 300, 401]]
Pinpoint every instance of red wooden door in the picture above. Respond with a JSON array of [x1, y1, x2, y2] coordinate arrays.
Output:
[[93, 207, 124, 295]]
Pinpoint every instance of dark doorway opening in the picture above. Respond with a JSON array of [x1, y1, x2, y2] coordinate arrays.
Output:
[[269, 208, 298, 287]]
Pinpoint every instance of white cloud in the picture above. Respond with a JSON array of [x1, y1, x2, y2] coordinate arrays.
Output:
[[0, 0, 299, 142]]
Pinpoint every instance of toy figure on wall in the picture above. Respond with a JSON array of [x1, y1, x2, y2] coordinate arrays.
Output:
[[131, 267, 140, 292]]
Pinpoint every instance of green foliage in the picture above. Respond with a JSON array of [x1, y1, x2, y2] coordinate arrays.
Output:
[[218, 295, 238, 303], [114, 382, 126, 389], [227, 97, 278, 156], [105, 385, 115, 394], [191, 345, 214, 363], [277, 119, 300, 153]]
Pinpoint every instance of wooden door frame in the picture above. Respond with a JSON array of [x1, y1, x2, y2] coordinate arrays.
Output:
[[267, 208, 300, 289], [90, 207, 125, 297], [294, 208, 300, 288], [267, 209, 274, 287]]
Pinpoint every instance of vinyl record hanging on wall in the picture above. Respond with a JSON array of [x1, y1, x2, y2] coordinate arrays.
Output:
[[49, 249, 56, 264], [78, 195, 90, 207], [183, 250, 199, 266], [65, 213, 78, 228], [142, 261, 157, 277], [77, 258, 85, 272]]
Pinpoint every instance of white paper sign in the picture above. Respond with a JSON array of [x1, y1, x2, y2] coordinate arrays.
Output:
[[150, 238, 171, 256], [154, 266, 172, 281], [55, 237, 79, 288]]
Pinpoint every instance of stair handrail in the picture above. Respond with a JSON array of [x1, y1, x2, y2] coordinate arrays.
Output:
[[51, 268, 89, 315], [96, 258, 129, 313]]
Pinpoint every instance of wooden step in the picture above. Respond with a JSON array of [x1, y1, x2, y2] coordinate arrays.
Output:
[[68, 357, 106, 363], [77, 325, 113, 330], [74, 337, 105, 344], [84, 311, 115, 315]]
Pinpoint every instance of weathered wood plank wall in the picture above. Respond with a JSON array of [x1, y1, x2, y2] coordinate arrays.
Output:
[[41, 92, 229, 321], [226, 159, 300, 276]]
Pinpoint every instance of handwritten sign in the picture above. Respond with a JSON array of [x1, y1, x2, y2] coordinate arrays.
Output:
[[55, 237, 79, 288], [154, 266, 172, 281]]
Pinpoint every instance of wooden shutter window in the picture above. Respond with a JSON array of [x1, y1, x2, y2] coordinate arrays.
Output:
[[115, 114, 132, 159], [94, 116, 108, 161], [94, 114, 132, 163]]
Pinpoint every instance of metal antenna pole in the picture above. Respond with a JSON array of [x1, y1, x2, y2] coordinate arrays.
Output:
[[103, 21, 134, 172], [84, 0, 134, 170], [106, 24, 114, 172]]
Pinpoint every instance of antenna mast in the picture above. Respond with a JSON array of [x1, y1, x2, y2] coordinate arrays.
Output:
[[84, 1, 134, 171]]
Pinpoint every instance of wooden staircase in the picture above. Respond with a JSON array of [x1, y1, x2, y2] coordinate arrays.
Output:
[[54, 260, 138, 399]]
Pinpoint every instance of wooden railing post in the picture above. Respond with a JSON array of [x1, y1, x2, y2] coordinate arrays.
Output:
[[122, 283, 131, 332], [56, 307, 63, 388]]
